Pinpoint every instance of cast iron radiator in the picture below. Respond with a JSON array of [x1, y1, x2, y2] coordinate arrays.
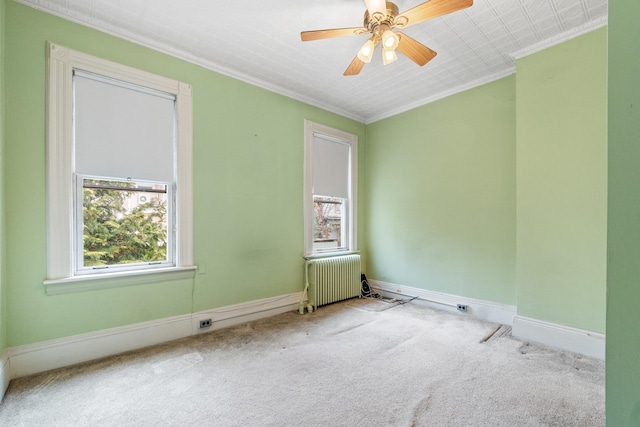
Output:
[[306, 254, 361, 310]]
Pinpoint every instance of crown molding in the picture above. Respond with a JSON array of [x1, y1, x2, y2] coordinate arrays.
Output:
[[364, 67, 516, 124], [16, 0, 607, 125], [14, 0, 368, 123], [511, 15, 608, 60]]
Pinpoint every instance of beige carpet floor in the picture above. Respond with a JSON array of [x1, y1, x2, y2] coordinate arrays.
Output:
[[0, 298, 605, 426]]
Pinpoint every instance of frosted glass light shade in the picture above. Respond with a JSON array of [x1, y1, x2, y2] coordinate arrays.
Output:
[[382, 30, 399, 49], [357, 39, 376, 63], [382, 46, 398, 65], [365, 0, 386, 16]]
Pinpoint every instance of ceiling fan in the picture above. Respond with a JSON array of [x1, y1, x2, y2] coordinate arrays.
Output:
[[301, 0, 473, 76]]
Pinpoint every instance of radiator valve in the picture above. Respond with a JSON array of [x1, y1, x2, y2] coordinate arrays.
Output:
[[298, 302, 314, 314]]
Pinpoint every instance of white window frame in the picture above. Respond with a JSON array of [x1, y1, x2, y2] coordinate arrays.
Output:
[[303, 120, 358, 257], [44, 42, 194, 292]]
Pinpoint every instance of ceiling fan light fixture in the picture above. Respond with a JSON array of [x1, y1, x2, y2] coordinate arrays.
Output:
[[301, 0, 474, 75], [382, 46, 398, 65], [357, 39, 376, 63], [381, 30, 399, 50]]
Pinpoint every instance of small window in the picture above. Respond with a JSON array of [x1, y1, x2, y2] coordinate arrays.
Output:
[[304, 120, 357, 256], [77, 177, 174, 274]]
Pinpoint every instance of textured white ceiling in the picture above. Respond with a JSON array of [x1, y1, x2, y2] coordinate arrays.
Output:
[[18, 0, 607, 123]]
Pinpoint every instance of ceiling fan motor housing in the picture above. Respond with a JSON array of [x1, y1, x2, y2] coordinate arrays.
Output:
[[364, 2, 400, 36]]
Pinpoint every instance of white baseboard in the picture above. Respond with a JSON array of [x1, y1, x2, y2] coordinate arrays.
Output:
[[8, 314, 193, 378], [1, 349, 10, 402], [191, 293, 302, 333], [512, 315, 605, 360], [369, 280, 517, 326], [8, 292, 301, 379], [369, 280, 605, 359]]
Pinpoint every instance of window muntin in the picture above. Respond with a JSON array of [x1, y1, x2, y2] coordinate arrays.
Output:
[[76, 177, 174, 274]]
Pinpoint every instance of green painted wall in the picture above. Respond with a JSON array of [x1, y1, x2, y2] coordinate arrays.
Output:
[[365, 76, 516, 305], [0, 0, 6, 354], [4, 1, 365, 346], [607, 2, 640, 425], [2, 0, 611, 388], [515, 29, 607, 333]]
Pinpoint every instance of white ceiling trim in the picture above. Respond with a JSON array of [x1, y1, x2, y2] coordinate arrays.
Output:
[[511, 15, 608, 60], [15, 0, 367, 123], [374, 13, 609, 124], [16, 0, 608, 125], [365, 67, 516, 124]]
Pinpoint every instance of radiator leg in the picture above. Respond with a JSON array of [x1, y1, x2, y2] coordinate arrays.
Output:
[[299, 302, 313, 314]]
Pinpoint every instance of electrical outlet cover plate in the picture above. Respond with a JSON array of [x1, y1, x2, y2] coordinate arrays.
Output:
[[457, 304, 468, 313], [199, 319, 212, 328]]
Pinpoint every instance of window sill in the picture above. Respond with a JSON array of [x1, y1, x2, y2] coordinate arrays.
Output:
[[303, 250, 360, 261], [43, 266, 197, 296]]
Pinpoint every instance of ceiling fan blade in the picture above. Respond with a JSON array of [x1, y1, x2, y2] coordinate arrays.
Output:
[[344, 56, 366, 76], [396, 0, 473, 28], [365, 0, 387, 16], [301, 27, 368, 42], [396, 33, 437, 66]]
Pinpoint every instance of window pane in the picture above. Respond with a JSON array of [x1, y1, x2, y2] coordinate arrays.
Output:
[[82, 179, 169, 267], [313, 195, 345, 252]]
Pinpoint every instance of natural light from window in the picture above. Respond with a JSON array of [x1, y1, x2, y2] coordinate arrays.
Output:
[[79, 178, 172, 272]]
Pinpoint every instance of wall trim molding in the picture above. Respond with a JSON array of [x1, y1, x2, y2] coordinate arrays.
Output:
[[44, 266, 196, 295], [7, 292, 301, 379], [512, 315, 605, 360], [44, 42, 194, 284], [4, 288, 605, 384], [1, 349, 10, 403], [511, 15, 608, 60], [14, 1, 607, 125], [191, 293, 302, 334], [15, 0, 366, 123], [365, 68, 516, 124], [370, 280, 605, 359], [369, 280, 517, 326]]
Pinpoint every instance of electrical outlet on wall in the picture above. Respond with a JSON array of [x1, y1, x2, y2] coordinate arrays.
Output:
[[198, 263, 206, 275]]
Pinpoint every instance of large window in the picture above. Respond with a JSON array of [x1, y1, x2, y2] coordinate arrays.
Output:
[[45, 43, 194, 290], [304, 120, 357, 256]]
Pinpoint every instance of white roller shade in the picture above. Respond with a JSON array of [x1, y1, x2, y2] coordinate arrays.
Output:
[[74, 71, 176, 182], [312, 133, 350, 199]]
